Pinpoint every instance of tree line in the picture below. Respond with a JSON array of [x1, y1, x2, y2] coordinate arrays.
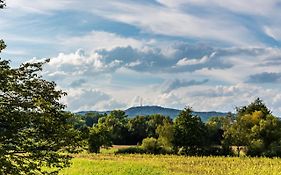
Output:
[[73, 98, 281, 157]]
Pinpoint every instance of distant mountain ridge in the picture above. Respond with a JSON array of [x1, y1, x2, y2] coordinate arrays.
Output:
[[77, 105, 229, 122]]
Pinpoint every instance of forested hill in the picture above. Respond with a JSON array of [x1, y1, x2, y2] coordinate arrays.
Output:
[[77, 106, 228, 122]]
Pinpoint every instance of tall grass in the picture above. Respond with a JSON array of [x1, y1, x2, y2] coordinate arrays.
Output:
[[59, 153, 281, 175]]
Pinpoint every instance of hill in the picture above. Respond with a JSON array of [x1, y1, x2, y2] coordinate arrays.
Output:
[[125, 106, 228, 122], [77, 106, 228, 122]]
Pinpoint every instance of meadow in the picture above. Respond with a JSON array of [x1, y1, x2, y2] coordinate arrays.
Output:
[[59, 152, 281, 175]]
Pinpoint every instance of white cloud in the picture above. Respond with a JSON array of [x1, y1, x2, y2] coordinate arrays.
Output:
[[154, 92, 185, 109], [44, 49, 122, 77], [146, 83, 281, 115], [195, 47, 281, 83], [59, 31, 145, 51], [25, 40, 281, 114], [89, 1, 258, 46], [160, 79, 209, 93], [264, 26, 281, 41], [8, 0, 76, 14], [176, 52, 216, 66], [5, 0, 281, 47], [35, 41, 281, 90], [61, 88, 125, 111], [157, 0, 278, 16]]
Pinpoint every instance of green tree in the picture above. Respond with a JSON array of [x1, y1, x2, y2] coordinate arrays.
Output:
[[128, 116, 149, 144], [0, 0, 5, 9], [248, 113, 281, 157], [0, 40, 6, 51], [173, 107, 207, 155], [0, 41, 79, 174], [224, 98, 281, 157], [156, 120, 174, 148], [223, 117, 250, 156], [236, 98, 271, 117], [127, 114, 172, 145], [88, 125, 111, 153], [206, 115, 232, 145], [98, 110, 129, 145], [146, 114, 172, 138], [83, 112, 106, 127]]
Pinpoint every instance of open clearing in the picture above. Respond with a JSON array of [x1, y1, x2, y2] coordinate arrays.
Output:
[[59, 154, 281, 175]]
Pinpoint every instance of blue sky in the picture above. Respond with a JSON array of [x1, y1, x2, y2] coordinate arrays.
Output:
[[1, 0, 281, 115]]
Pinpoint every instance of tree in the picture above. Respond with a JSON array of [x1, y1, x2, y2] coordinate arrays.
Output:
[[0, 41, 79, 174], [88, 125, 111, 153], [98, 110, 129, 145], [156, 120, 174, 148], [173, 107, 207, 155], [127, 116, 149, 144], [236, 98, 271, 117], [83, 112, 106, 127], [206, 115, 232, 145], [0, 40, 6, 51], [247, 113, 281, 157], [224, 98, 281, 157], [223, 117, 250, 156], [146, 114, 172, 138], [0, 0, 5, 9]]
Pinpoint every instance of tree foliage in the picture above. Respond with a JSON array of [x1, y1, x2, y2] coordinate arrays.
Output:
[[127, 116, 149, 144], [0, 0, 5, 9], [127, 114, 172, 145], [156, 120, 174, 148], [0, 41, 79, 174], [206, 115, 231, 145], [0, 40, 6, 52], [224, 98, 281, 157], [97, 110, 129, 145], [173, 107, 207, 154], [88, 125, 111, 153], [236, 98, 271, 117]]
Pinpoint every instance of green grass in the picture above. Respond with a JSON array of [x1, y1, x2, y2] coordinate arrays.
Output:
[[99, 147, 118, 154], [59, 153, 281, 175], [59, 154, 164, 175]]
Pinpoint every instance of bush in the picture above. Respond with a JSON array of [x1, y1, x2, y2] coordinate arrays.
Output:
[[115, 147, 146, 154], [115, 137, 175, 155], [259, 141, 281, 157], [246, 140, 281, 157], [178, 146, 233, 156], [202, 146, 233, 156], [246, 139, 264, 157], [141, 137, 161, 154], [141, 137, 175, 154]]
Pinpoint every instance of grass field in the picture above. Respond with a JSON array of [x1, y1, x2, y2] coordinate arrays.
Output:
[[58, 153, 281, 175]]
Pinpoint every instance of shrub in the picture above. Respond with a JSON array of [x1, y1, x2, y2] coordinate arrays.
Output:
[[178, 146, 233, 156], [141, 137, 163, 154], [115, 147, 146, 154]]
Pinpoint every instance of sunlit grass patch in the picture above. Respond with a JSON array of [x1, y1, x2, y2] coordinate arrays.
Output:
[[59, 154, 281, 175]]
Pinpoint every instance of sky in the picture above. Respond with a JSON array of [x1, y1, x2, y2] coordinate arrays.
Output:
[[1, 0, 281, 115]]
